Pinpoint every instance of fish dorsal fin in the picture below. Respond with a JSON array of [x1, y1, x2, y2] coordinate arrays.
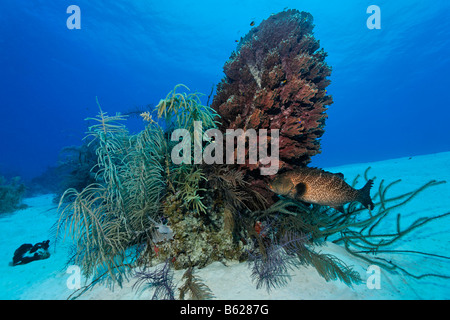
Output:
[[306, 167, 344, 178], [333, 172, 344, 179]]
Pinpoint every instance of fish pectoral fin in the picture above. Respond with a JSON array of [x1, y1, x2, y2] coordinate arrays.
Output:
[[331, 205, 345, 213], [295, 182, 306, 197]]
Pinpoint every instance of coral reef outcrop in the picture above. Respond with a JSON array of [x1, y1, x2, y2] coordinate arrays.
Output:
[[0, 176, 28, 214], [56, 11, 450, 300], [211, 10, 333, 201]]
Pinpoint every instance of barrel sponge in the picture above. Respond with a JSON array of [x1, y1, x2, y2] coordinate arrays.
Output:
[[212, 9, 333, 179]]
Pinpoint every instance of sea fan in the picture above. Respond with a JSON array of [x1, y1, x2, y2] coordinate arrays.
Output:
[[247, 231, 310, 292], [179, 266, 215, 300], [248, 228, 362, 291], [294, 246, 362, 286], [133, 260, 176, 300]]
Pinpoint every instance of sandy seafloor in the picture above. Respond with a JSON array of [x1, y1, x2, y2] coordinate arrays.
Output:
[[1, 152, 449, 300]]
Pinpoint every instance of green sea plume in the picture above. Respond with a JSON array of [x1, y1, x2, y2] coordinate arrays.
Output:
[[56, 85, 221, 288]]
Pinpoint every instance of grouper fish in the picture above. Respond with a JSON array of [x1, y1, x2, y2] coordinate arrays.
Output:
[[268, 167, 374, 213]]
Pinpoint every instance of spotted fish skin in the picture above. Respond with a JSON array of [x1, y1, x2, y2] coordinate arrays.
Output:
[[269, 167, 374, 213]]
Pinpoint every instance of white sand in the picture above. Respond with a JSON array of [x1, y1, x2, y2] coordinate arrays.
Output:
[[1, 152, 449, 300]]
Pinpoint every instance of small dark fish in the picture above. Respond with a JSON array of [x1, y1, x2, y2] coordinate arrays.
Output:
[[250, 21, 255, 26], [268, 167, 374, 213], [280, 79, 287, 86], [235, 39, 239, 43]]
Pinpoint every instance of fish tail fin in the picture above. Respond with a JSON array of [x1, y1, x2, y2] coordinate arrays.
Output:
[[358, 179, 374, 210]]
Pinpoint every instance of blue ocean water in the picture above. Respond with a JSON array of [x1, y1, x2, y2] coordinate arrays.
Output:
[[1, 0, 449, 180], [1, 1, 450, 301]]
